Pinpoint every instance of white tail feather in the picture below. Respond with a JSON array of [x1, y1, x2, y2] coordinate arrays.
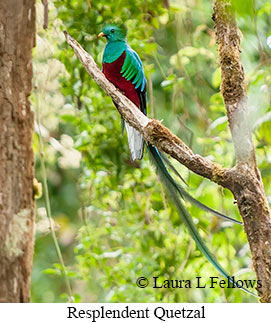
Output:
[[125, 122, 144, 161]]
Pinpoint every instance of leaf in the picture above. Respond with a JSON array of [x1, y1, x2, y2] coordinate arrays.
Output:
[[179, 46, 199, 57], [161, 74, 176, 88], [93, 124, 107, 134], [100, 249, 122, 259], [232, 0, 253, 16], [258, 3, 271, 16], [61, 114, 78, 124], [259, 121, 271, 145], [73, 293, 81, 303], [212, 68, 221, 89], [253, 111, 271, 130], [43, 268, 59, 275], [208, 116, 228, 133]]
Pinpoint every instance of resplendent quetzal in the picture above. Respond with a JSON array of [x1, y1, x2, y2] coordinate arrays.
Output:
[[98, 23, 256, 297]]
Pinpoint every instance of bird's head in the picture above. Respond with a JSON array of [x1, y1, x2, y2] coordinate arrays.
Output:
[[98, 23, 127, 42]]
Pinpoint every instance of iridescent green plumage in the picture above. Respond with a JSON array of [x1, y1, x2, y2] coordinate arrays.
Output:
[[121, 48, 145, 91], [101, 23, 127, 64], [101, 23, 146, 91]]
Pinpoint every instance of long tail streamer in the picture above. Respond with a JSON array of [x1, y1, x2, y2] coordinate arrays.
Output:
[[160, 150, 242, 225], [147, 143, 258, 298]]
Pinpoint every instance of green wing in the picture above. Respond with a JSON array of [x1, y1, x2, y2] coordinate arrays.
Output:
[[121, 45, 146, 92]]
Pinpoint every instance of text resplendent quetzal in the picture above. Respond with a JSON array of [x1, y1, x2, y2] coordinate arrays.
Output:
[[98, 23, 256, 297]]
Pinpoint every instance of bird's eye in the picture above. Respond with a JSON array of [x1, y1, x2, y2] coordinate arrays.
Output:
[[111, 29, 115, 33]]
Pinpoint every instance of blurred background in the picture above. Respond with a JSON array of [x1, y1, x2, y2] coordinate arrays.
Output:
[[31, 0, 271, 302]]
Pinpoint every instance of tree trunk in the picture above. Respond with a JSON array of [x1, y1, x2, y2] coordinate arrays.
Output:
[[213, 0, 271, 303], [0, 0, 35, 302]]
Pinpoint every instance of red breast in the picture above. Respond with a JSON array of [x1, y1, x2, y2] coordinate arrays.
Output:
[[103, 51, 140, 108]]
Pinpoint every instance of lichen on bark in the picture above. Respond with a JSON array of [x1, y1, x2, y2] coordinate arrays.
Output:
[[213, 0, 271, 302], [0, 0, 36, 302]]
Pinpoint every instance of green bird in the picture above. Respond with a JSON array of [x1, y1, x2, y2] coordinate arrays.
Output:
[[98, 22, 257, 297]]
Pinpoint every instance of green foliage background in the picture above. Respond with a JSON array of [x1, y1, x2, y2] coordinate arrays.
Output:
[[31, 0, 271, 302]]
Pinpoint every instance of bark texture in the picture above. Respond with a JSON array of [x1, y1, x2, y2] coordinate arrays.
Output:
[[64, 1, 271, 301], [0, 0, 35, 302], [213, 0, 271, 302]]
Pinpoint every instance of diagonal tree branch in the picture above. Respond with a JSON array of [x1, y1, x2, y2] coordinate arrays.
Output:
[[63, 30, 233, 189]]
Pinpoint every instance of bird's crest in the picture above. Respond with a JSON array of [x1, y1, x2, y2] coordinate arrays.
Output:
[[102, 22, 127, 41]]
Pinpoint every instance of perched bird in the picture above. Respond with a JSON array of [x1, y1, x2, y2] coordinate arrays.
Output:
[[99, 23, 146, 161], [98, 23, 256, 297]]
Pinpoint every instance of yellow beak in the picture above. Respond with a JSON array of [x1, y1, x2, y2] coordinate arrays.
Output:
[[98, 32, 105, 38]]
